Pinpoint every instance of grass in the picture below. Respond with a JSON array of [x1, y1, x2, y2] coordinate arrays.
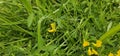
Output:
[[0, 0, 120, 56]]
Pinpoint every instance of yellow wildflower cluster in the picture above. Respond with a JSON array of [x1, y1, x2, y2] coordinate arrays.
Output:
[[48, 23, 56, 32], [108, 49, 120, 56], [82, 39, 102, 56], [83, 40, 102, 48]]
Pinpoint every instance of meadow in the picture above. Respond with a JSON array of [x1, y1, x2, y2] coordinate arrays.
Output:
[[0, 0, 120, 56]]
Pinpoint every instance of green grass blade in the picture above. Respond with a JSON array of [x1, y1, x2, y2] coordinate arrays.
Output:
[[20, 0, 32, 14], [20, 0, 34, 27], [37, 17, 45, 51], [99, 24, 120, 41], [0, 16, 34, 37], [27, 13, 34, 27]]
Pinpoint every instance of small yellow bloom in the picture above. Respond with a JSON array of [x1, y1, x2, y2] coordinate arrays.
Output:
[[93, 40, 102, 47], [88, 47, 92, 55], [92, 48, 98, 55], [88, 47, 98, 56], [83, 40, 90, 47], [108, 52, 114, 56], [116, 49, 120, 56], [48, 23, 56, 32]]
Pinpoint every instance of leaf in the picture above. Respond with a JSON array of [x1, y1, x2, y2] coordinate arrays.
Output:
[[27, 13, 34, 27], [99, 24, 120, 41]]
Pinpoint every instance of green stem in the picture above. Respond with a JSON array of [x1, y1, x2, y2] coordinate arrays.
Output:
[[99, 24, 120, 41]]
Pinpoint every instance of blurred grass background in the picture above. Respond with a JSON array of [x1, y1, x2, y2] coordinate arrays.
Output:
[[0, 0, 120, 56]]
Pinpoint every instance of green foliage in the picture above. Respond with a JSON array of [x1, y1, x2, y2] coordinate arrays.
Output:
[[0, 0, 120, 56]]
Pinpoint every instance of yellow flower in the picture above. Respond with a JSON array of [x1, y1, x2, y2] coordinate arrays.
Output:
[[116, 49, 120, 56], [88, 47, 92, 55], [88, 47, 98, 56], [48, 23, 56, 32], [93, 40, 102, 47], [83, 40, 90, 47], [92, 48, 98, 55], [108, 52, 114, 56]]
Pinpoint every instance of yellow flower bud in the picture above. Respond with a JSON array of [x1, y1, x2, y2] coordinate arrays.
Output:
[[83, 40, 90, 47], [93, 40, 102, 47], [108, 52, 114, 56], [116, 49, 120, 56], [87, 47, 98, 56], [48, 23, 56, 32]]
